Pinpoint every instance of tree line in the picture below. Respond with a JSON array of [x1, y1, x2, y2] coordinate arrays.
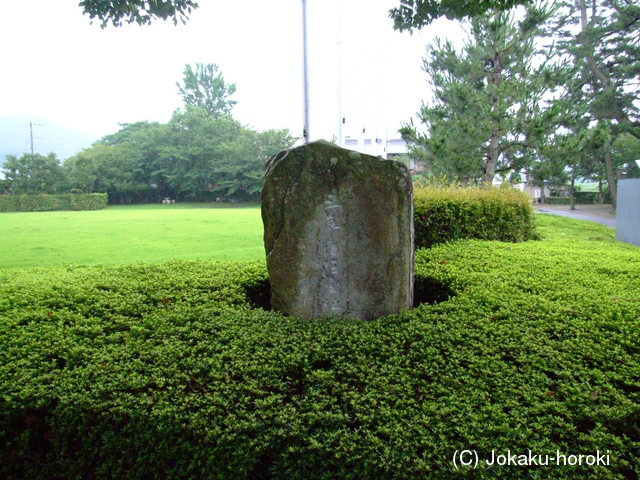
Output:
[[399, 0, 640, 210], [1, 63, 296, 204]]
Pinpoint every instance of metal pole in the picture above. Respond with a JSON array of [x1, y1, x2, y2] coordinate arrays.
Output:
[[336, 0, 342, 148], [302, 0, 310, 143], [30, 122, 34, 154]]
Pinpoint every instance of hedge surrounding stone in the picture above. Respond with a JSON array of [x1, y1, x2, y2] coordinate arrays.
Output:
[[0, 193, 108, 212], [1, 215, 639, 479], [413, 185, 537, 248]]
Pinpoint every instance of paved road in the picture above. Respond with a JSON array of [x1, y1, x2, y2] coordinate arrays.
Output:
[[535, 205, 616, 229]]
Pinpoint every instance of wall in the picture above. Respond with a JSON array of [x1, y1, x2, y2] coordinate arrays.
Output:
[[617, 178, 640, 247]]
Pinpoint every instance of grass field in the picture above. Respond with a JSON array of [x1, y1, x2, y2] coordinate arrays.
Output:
[[0, 203, 265, 269], [0, 203, 627, 269]]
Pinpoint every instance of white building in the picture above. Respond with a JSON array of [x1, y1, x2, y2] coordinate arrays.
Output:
[[494, 173, 550, 202], [341, 136, 407, 159], [341, 136, 425, 173]]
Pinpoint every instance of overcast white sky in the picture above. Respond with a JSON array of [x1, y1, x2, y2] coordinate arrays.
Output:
[[0, 0, 462, 143]]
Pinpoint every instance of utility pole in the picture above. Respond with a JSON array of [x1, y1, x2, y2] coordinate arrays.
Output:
[[29, 122, 41, 155], [30, 122, 35, 154], [301, 0, 310, 144]]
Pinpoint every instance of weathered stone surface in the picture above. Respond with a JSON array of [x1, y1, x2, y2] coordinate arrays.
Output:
[[262, 141, 413, 320]]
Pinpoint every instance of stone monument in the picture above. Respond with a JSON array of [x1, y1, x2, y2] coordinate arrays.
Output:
[[262, 141, 413, 320]]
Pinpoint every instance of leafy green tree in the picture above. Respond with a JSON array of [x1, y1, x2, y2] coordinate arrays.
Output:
[[401, 7, 561, 184], [222, 129, 296, 198], [177, 63, 237, 119], [213, 128, 262, 198], [390, 0, 532, 30], [256, 129, 296, 164], [62, 153, 98, 193], [612, 133, 640, 178], [161, 107, 216, 198], [65, 107, 292, 203], [548, 125, 639, 209], [66, 121, 172, 202], [160, 107, 242, 199], [59, 56, 293, 204], [98, 121, 164, 146], [80, 0, 530, 32], [67, 143, 148, 204], [528, 146, 569, 203], [80, 0, 198, 27], [98, 121, 172, 202], [2, 153, 66, 194], [160, 109, 295, 200], [534, 130, 592, 208]]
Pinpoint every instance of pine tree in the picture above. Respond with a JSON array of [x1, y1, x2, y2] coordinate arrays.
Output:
[[401, 6, 562, 184]]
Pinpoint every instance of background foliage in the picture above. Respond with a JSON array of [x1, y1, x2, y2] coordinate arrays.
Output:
[[80, 0, 199, 27], [401, 0, 640, 210], [1, 64, 296, 204], [62, 108, 294, 204], [389, 0, 532, 30]]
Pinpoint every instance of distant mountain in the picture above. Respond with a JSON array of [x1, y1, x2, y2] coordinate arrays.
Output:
[[0, 116, 100, 166]]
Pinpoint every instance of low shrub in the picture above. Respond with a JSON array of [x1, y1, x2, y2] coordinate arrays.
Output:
[[1, 216, 638, 479], [544, 193, 613, 206], [545, 196, 572, 205], [413, 185, 537, 248], [574, 191, 598, 204], [0, 193, 107, 212], [573, 191, 613, 205]]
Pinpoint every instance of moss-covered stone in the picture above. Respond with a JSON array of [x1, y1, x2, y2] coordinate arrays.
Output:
[[262, 141, 413, 320]]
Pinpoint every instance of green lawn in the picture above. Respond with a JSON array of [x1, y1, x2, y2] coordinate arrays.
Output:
[[0, 203, 265, 269], [0, 203, 626, 270]]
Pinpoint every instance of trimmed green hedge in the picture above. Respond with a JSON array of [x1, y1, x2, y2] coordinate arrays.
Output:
[[0, 193, 107, 212], [573, 191, 612, 205], [1, 216, 639, 479], [546, 193, 610, 205], [574, 191, 599, 204], [545, 196, 572, 205], [413, 185, 537, 248]]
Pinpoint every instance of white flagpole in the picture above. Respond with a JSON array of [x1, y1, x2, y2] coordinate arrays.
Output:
[[302, 0, 310, 144], [336, 0, 342, 148]]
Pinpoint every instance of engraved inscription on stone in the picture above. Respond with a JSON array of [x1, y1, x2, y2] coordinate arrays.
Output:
[[320, 194, 344, 315]]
